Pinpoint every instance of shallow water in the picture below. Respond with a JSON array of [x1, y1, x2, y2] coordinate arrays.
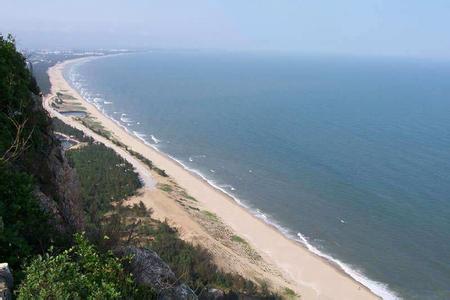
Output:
[[65, 52, 450, 299]]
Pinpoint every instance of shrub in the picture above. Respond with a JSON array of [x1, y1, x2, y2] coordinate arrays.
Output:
[[17, 233, 155, 299]]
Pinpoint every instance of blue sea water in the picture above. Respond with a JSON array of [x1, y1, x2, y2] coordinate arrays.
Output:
[[65, 51, 450, 299]]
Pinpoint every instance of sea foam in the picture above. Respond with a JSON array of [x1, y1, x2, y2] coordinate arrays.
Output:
[[150, 135, 161, 144]]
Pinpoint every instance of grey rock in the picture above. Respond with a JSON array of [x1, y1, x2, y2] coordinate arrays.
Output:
[[117, 246, 197, 300], [0, 263, 12, 300], [203, 288, 225, 299]]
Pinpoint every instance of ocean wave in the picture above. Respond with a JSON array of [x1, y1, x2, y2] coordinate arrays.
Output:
[[220, 184, 236, 191], [120, 117, 133, 123], [294, 232, 399, 300], [150, 135, 161, 144], [188, 154, 207, 162], [132, 131, 147, 141]]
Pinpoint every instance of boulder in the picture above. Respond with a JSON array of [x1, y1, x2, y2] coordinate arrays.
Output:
[[0, 263, 12, 300], [116, 246, 197, 300]]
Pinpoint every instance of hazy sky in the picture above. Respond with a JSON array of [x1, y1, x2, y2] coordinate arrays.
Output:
[[1, 0, 450, 58]]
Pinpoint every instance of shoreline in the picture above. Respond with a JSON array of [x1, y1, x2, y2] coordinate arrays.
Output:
[[46, 55, 386, 299]]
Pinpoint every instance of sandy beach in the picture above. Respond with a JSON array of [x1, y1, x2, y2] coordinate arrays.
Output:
[[44, 56, 381, 300]]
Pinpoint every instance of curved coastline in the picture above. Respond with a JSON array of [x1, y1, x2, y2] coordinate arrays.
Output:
[[58, 54, 396, 299]]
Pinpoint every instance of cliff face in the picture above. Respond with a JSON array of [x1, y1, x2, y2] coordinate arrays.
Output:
[[0, 34, 84, 234], [26, 95, 84, 233]]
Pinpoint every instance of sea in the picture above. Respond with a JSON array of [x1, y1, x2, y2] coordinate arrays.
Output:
[[64, 51, 450, 300]]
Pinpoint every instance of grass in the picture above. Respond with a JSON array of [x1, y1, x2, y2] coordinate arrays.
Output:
[[80, 117, 112, 139], [59, 93, 77, 100], [180, 190, 197, 202], [202, 210, 219, 222], [153, 166, 168, 177], [283, 287, 298, 299], [231, 235, 247, 244], [158, 183, 173, 193], [124, 147, 169, 178], [111, 138, 128, 149]]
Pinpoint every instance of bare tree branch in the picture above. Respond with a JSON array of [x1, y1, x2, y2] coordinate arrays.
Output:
[[0, 114, 34, 163]]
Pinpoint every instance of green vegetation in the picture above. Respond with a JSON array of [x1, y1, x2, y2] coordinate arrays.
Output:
[[127, 149, 153, 168], [149, 221, 265, 296], [202, 210, 219, 222], [125, 149, 168, 177], [0, 166, 59, 281], [80, 116, 112, 139], [77, 116, 169, 177], [52, 117, 93, 143], [231, 235, 247, 244], [17, 233, 154, 299], [181, 190, 197, 201], [0, 34, 60, 282], [0, 34, 47, 167], [153, 166, 168, 177], [66, 143, 142, 223], [57, 91, 77, 100], [158, 183, 173, 193], [188, 205, 200, 211], [66, 131, 276, 297], [283, 287, 298, 299]]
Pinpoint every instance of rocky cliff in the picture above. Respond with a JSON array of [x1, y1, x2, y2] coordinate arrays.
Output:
[[1, 35, 84, 234], [26, 94, 84, 233]]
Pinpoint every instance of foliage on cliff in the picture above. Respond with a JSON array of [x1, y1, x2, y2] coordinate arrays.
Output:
[[17, 233, 154, 299], [0, 34, 61, 281], [0, 166, 57, 280], [1, 33, 84, 234], [0, 34, 48, 169]]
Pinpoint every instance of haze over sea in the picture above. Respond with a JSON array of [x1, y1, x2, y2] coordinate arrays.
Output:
[[65, 51, 450, 299]]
